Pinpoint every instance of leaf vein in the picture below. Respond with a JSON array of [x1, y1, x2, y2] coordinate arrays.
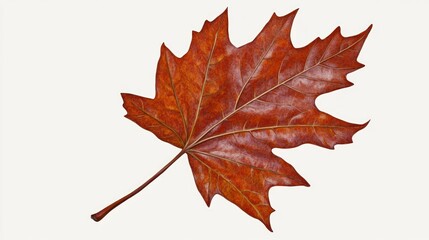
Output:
[[187, 30, 219, 145], [196, 123, 356, 145], [234, 20, 287, 110], [189, 152, 264, 220], [187, 31, 368, 149], [165, 52, 189, 141], [132, 101, 184, 146]]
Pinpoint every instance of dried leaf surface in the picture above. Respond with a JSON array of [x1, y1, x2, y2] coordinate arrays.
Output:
[[121, 9, 371, 230]]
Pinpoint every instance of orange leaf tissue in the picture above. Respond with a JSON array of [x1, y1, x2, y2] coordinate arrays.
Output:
[[91, 9, 371, 231]]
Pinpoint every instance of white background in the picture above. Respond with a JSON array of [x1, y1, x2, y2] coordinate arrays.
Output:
[[1, 0, 429, 239]]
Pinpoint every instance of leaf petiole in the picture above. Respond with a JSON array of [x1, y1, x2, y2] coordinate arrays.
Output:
[[90, 149, 186, 222]]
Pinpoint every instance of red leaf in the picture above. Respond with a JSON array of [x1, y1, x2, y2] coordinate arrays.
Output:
[[92, 9, 371, 231]]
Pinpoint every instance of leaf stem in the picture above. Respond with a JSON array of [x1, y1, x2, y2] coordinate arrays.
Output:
[[91, 150, 186, 222]]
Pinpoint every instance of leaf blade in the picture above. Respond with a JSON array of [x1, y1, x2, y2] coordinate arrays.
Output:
[[119, 9, 371, 231]]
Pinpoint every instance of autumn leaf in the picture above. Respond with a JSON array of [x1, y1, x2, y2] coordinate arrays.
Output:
[[91, 9, 371, 231]]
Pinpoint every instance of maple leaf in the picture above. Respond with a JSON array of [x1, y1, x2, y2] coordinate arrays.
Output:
[[91, 9, 371, 231]]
